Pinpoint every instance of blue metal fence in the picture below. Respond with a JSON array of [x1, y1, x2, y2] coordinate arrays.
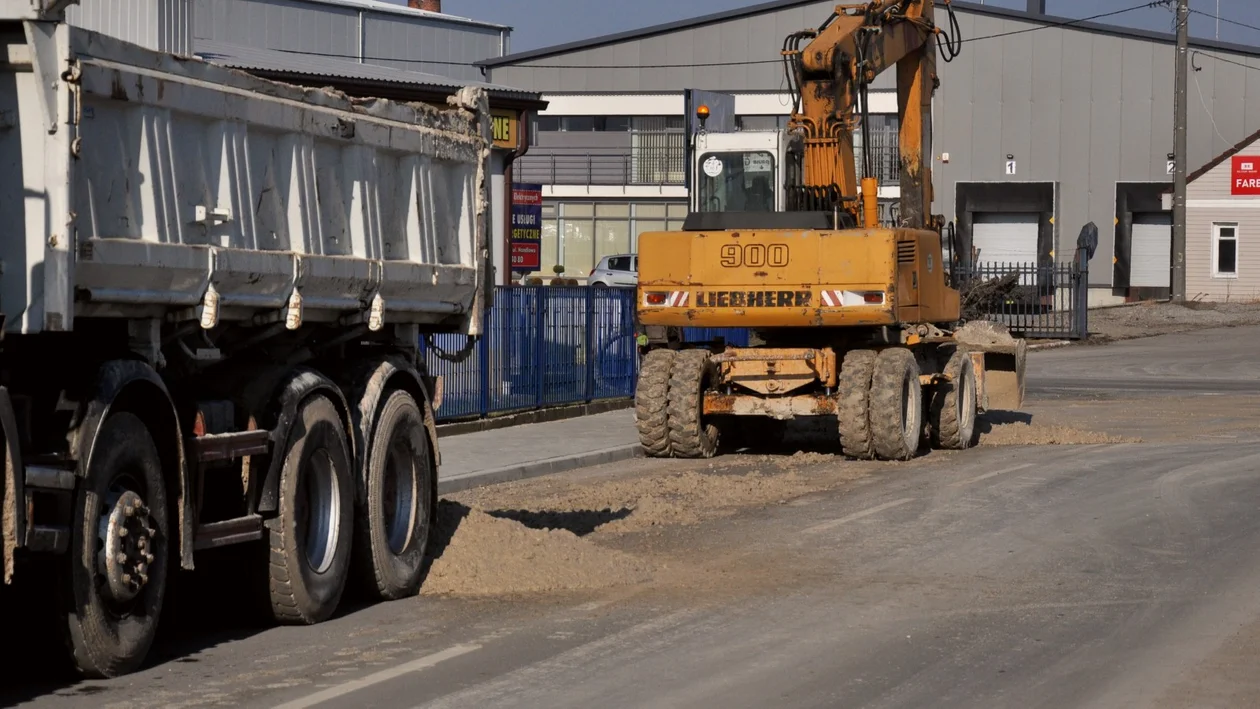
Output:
[[421, 286, 640, 422]]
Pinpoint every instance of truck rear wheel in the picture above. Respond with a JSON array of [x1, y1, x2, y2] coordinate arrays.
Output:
[[837, 349, 877, 460], [63, 412, 169, 678], [930, 349, 979, 450], [668, 349, 720, 459], [354, 390, 434, 600], [870, 348, 924, 461], [266, 394, 354, 624], [635, 348, 675, 458]]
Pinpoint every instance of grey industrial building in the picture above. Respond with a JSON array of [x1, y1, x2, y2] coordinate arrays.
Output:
[[483, 0, 1260, 303]]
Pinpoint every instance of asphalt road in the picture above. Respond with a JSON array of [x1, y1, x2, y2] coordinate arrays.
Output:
[[4, 327, 1260, 709]]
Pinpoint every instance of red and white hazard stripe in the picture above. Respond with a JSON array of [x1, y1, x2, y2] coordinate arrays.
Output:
[[666, 291, 689, 307], [818, 290, 845, 307]]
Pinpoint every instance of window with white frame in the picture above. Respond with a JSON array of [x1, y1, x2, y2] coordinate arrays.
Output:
[[1213, 223, 1238, 278]]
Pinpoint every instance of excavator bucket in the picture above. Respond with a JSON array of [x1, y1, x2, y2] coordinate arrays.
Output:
[[953, 321, 1027, 412]]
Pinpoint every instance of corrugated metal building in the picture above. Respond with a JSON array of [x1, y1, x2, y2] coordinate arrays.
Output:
[[65, 0, 548, 286], [481, 0, 1260, 303]]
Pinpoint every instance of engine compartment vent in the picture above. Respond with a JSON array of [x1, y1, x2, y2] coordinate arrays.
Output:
[[897, 240, 917, 264]]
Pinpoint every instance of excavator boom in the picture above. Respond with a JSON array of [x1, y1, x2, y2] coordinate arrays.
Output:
[[784, 0, 953, 228]]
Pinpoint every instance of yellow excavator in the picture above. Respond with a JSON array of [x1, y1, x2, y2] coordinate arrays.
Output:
[[634, 0, 1026, 460]]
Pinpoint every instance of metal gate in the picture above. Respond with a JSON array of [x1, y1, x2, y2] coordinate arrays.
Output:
[[952, 248, 1090, 340]]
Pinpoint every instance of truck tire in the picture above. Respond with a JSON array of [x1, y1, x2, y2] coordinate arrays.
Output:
[[63, 412, 169, 678], [265, 394, 354, 624], [930, 349, 979, 450], [668, 349, 720, 459], [354, 390, 434, 601], [635, 348, 675, 458], [870, 348, 924, 461], [837, 349, 877, 460]]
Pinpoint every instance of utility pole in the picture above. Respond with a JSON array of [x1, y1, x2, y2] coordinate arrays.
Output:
[[1172, 0, 1188, 303]]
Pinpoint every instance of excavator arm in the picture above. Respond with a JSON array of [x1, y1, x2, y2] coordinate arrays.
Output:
[[784, 0, 960, 229]]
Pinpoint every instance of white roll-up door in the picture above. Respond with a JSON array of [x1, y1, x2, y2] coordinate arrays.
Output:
[[972, 212, 1039, 284], [1130, 212, 1172, 288], [972, 212, 1039, 265]]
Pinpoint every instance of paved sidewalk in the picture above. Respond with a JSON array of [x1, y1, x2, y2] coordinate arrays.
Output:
[[436, 409, 641, 493]]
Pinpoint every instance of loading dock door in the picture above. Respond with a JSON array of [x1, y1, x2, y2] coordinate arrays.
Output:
[[972, 212, 1039, 264], [1129, 212, 1172, 288], [972, 212, 1039, 284]]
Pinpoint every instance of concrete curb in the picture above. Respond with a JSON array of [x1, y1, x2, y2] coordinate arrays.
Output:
[[437, 443, 644, 495], [436, 399, 633, 438], [1028, 340, 1072, 351]]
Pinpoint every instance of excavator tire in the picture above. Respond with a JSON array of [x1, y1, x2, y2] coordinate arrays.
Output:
[[635, 348, 676, 458], [870, 347, 924, 461], [668, 349, 720, 459], [837, 349, 878, 460], [930, 348, 979, 450]]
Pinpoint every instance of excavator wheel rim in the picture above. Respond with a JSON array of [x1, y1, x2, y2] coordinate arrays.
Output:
[[667, 349, 720, 459], [635, 348, 676, 458], [870, 347, 924, 461], [837, 349, 878, 460]]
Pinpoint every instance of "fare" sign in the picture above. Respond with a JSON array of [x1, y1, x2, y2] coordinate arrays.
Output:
[[1232, 156, 1260, 195]]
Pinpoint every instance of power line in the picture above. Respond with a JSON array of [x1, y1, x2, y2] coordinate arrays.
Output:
[[258, 0, 1169, 71], [1188, 8, 1260, 35], [958, 0, 1172, 44], [1191, 50, 1260, 72]]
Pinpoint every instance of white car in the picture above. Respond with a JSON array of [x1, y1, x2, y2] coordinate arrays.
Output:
[[589, 254, 638, 287]]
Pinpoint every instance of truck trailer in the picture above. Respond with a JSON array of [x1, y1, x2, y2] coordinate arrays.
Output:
[[0, 3, 491, 677]]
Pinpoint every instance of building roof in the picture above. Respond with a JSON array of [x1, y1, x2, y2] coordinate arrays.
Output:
[[479, 0, 1260, 68], [296, 0, 510, 32], [1187, 128, 1260, 184], [194, 40, 543, 106]]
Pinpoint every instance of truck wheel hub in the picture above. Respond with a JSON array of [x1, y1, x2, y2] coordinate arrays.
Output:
[[99, 490, 156, 605]]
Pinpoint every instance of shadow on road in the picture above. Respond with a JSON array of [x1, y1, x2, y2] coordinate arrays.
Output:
[[0, 545, 283, 704], [488, 507, 633, 536], [976, 410, 1035, 434]]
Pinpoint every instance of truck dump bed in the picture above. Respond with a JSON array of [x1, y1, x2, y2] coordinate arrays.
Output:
[[0, 21, 489, 335]]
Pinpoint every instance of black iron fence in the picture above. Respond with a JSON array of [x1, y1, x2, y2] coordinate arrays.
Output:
[[951, 250, 1089, 340]]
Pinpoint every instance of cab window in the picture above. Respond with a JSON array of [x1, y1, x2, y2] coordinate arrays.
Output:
[[696, 151, 777, 213]]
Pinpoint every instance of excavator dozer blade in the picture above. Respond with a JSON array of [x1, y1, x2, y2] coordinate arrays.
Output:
[[954, 321, 1027, 412]]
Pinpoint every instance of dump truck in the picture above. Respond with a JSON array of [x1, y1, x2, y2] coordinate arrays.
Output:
[[0, 4, 491, 677], [635, 0, 1026, 460]]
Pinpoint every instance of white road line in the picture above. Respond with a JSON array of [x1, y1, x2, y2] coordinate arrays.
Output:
[[801, 497, 915, 534], [272, 644, 482, 709], [951, 462, 1036, 487]]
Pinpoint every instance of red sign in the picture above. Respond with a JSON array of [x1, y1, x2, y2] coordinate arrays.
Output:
[[512, 187, 543, 206], [510, 242, 540, 270], [1232, 156, 1260, 195]]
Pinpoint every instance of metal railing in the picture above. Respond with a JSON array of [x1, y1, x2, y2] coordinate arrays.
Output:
[[420, 287, 762, 422], [952, 251, 1090, 340], [515, 145, 685, 186], [421, 286, 639, 422]]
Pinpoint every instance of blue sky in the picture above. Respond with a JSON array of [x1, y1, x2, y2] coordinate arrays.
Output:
[[431, 0, 1260, 54]]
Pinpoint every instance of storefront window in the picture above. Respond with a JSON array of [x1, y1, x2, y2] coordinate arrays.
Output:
[[595, 204, 632, 264]]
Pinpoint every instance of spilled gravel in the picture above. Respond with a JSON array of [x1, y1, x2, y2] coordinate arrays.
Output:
[[421, 501, 653, 598]]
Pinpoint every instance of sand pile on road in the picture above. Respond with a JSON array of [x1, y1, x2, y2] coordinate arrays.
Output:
[[979, 420, 1138, 446], [454, 465, 852, 536], [421, 501, 652, 597]]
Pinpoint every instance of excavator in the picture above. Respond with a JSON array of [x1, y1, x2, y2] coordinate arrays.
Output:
[[634, 0, 1027, 460]]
